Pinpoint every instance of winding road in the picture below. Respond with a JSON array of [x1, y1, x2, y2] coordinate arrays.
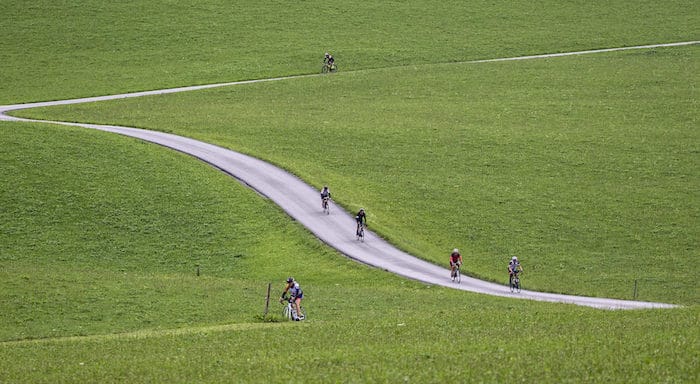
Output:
[[3, 42, 694, 310]]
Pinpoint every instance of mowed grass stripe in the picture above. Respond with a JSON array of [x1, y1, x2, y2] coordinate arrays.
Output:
[[0, 322, 293, 346]]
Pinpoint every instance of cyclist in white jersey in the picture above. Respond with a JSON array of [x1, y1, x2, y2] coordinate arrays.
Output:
[[281, 277, 305, 320], [508, 256, 523, 286]]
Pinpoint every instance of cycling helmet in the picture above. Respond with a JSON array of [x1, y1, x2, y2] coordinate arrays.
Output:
[[360, 208, 365, 211], [512, 256, 518, 261], [286, 277, 294, 283], [325, 52, 329, 57], [453, 248, 459, 254]]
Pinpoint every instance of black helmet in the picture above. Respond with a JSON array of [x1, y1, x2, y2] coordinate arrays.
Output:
[[286, 277, 294, 283]]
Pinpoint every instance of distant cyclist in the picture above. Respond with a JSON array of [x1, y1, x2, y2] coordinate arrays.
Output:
[[449, 248, 462, 277], [320, 186, 332, 209], [281, 277, 304, 321], [323, 52, 336, 71], [355, 208, 367, 236], [508, 256, 523, 286]]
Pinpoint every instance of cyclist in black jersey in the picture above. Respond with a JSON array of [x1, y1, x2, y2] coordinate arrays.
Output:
[[320, 186, 331, 209], [355, 208, 367, 236]]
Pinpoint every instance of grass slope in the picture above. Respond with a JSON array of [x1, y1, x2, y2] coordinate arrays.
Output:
[[2, 1, 699, 382], [1, 0, 698, 104], [21, 46, 699, 304], [1, 123, 697, 383]]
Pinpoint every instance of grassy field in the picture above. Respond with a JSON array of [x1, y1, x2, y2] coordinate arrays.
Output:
[[1, 122, 698, 383], [2, 0, 699, 382], [19, 45, 699, 304], [1, 0, 698, 104]]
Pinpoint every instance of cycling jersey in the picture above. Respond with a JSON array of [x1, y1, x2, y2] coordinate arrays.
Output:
[[450, 252, 462, 264], [289, 282, 303, 299], [509, 261, 521, 274]]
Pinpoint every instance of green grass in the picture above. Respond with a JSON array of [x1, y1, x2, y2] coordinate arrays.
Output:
[[1, 117, 697, 384], [20, 46, 699, 304], [2, 0, 699, 382], [1, 0, 698, 104]]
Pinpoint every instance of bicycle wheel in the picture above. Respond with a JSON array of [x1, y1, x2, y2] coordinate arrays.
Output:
[[456, 268, 461, 284], [515, 277, 521, 293], [321, 64, 329, 74], [509, 276, 515, 292], [282, 304, 292, 320], [358, 227, 365, 242]]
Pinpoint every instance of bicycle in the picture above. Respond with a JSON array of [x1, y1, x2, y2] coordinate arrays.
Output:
[[450, 263, 461, 284], [321, 62, 338, 74], [281, 296, 306, 321], [322, 197, 331, 215], [509, 271, 521, 293], [356, 223, 365, 242]]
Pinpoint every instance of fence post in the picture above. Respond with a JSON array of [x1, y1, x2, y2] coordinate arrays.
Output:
[[263, 282, 271, 319], [633, 279, 638, 300]]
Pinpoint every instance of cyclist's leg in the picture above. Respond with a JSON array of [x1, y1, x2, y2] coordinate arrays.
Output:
[[294, 297, 303, 320]]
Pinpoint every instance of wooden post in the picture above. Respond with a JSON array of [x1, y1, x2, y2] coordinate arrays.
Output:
[[633, 279, 638, 300], [263, 282, 271, 319]]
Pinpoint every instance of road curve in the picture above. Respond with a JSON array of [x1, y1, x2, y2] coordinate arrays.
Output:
[[3, 42, 693, 310]]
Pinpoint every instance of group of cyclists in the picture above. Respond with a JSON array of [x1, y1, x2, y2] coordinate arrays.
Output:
[[320, 186, 366, 238], [284, 254, 522, 321], [325, 185, 523, 284], [450, 249, 523, 287]]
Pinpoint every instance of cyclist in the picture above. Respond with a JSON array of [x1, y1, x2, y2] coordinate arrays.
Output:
[[449, 248, 462, 279], [281, 277, 304, 321], [355, 208, 367, 236], [320, 186, 332, 209], [323, 52, 335, 71], [508, 256, 523, 286]]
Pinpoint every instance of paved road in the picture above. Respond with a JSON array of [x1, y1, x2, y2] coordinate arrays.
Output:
[[3, 42, 693, 310]]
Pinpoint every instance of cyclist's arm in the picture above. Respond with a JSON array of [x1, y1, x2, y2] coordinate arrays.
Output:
[[281, 283, 290, 298]]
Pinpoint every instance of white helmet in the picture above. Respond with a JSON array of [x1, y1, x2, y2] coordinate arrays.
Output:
[[453, 248, 459, 254], [512, 256, 518, 261]]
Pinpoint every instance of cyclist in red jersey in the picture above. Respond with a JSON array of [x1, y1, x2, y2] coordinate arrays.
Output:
[[449, 248, 462, 277]]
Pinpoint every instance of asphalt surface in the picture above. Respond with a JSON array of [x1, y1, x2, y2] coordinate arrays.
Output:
[[3, 42, 693, 310]]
